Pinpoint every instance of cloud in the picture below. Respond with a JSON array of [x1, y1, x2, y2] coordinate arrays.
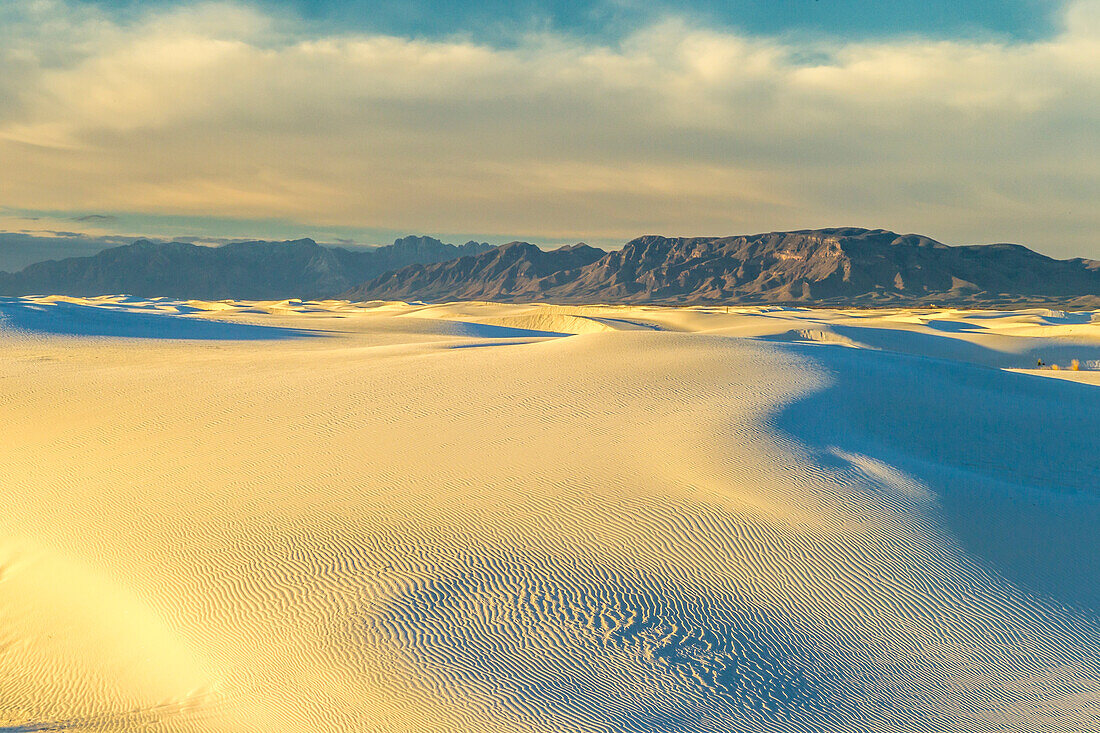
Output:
[[0, 1, 1097, 257], [71, 213, 118, 222]]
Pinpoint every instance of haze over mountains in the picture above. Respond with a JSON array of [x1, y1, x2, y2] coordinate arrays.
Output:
[[0, 235, 491, 300], [2, 228, 1097, 305]]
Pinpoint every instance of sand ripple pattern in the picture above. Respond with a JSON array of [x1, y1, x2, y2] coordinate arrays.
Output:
[[355, 496, 1100, 732], [0, 302, 1098, 731]]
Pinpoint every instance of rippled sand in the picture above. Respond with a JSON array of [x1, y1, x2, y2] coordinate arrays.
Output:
[[1, 296, 1099, 732]]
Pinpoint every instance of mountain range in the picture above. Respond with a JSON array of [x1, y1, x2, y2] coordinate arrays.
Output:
[[1, 228, 1097, 305], [0, 235, 491, 300], [347, 228, 1100, 306]]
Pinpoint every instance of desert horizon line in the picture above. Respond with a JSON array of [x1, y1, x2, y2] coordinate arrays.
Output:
[[4, 226, 1096, 308], [4, 224, 1098, 267]]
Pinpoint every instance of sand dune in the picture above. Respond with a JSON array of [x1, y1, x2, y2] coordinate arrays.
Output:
[[1, 296, 1098, 731]]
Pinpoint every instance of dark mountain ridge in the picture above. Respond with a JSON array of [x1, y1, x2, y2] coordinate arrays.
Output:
[[345, 228, 1100, 306], [0, 235, 492, 300], [3, 228, 1096, 306], [354, 241, 607, 302]]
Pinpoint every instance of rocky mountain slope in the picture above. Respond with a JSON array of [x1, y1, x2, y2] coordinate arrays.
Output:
[[348, 242, 606, 303], [345, 228, 1100, 306]]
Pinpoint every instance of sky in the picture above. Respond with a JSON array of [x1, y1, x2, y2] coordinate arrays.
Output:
[[1, 0, 1098, 262]]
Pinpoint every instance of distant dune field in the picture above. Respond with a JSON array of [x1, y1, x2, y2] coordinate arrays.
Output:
[[1, 296, 1098, 732]]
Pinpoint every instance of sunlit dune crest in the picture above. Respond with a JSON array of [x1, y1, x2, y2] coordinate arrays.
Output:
[[1, 297, 1098, 731]]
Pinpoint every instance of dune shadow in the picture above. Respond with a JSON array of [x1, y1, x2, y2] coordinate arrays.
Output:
[[827, 324, 1005, 365], [363, 548, 832, 732], [920, 319, 987, 333], [446, 340, 535, 350], [773, 343, 1100, 612], [439, 320, 570, 339], [824, 323, 1100, 369], [0, 299, 323, 341], [587, 316, 664, 331], [1036, 311, 1095, 325]]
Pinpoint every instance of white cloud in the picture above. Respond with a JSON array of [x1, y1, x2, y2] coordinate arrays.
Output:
[[1, 0, 1098, 257]]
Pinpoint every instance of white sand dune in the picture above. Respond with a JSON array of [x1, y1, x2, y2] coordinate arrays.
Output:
[[1, 296, 1099, 732]]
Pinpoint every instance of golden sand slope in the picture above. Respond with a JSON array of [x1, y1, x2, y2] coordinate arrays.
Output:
[[0, 297, 1098, 732]]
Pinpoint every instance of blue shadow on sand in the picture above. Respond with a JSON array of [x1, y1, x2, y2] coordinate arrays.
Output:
[[366, 550, 829, 732], [440, 321, 569, 339], [0, 299, 323, 341], [773, 342, 1100, 613], [919, 319, 987, 333]]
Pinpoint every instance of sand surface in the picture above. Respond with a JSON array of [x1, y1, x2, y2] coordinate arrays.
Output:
[[1, 296, 1099, 732]]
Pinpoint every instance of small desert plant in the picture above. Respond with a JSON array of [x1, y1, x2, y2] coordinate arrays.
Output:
[[1071, 359, 1080, 371], [1052, 364, 1060, 370]]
